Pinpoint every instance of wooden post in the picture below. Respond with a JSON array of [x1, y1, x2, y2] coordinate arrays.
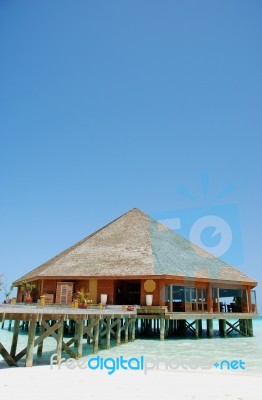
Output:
[[160, 316, 165, 340], [207, 319, 214, 338], [240, 319, 248, 336], [246, 287, 252, 313], [25, 320, 36, 367], [87, 317, 92, 344], [56, 320, 63, 363], [40, 279, 44, 296], [135, 318, 138, 334], [106, 317, 111, 349], [247, 319, 253, 337], [10, 320, 20, 358], [207, 284, 213, 312], [37, 323, 45, 357], [116, 318, 121, 346], [195, 320, 200, 338], [124, 318, 129, 344], [131, 318, 135, 342], [93, 319, 99, 354], [165, 319, 169, 337], [141, 318, 144, 334], [98, 319, 102, 346], [77, 320, 83, 358], [74, 321, 79, 348], [219, 319, 227, 337], [199, 319, 203, 335]]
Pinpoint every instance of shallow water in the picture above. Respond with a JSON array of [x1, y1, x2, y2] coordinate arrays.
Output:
[[1, 317, 261, 374]]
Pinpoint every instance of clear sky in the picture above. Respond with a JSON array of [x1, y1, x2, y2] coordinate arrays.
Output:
[[0, 1, 261, 309]]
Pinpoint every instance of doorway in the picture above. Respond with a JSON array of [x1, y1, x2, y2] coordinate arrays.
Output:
[[115, 280, 140, 305]]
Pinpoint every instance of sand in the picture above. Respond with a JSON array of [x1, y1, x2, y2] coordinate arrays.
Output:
[[0, 365, 261, 399]]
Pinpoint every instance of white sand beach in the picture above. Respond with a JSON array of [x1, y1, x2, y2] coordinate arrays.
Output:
[[0, 366, 261, 400]]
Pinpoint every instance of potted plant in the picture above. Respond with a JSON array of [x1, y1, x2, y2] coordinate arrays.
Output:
[[20, 281, 36, 303], [73, 288, 92, 309]]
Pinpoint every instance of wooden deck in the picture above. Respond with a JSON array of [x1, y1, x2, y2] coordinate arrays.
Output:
[[0, 304, 258, 368], [0, 304, 136, 321], [0, 304, 258, 324], [0, 304, 137, 368], [166, 312, 259, 320]]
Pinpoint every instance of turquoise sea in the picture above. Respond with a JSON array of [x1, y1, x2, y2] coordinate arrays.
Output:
[[1, 317, 262, 374]]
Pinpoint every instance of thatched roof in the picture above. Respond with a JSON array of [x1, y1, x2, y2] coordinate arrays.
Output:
[[13, 208, 257, 285]]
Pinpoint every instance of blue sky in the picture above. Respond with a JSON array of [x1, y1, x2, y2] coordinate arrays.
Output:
[[0, 1, 261, 308]]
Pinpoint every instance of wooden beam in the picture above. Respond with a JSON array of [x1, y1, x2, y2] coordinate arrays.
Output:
[[195, 319, 201, 338], [116, 318, 121, 346], [10, 319, 20, 358], [219, 319, 227, 337], [207, 319, 214, 338], [160, 316, 165, 340], [93, 319, 99, 354], [77, 320, 84, 358], [74, 321, 79, 348], [41, 320, 76, 359], [37, 323, 45, 357], [106, 317, 111, 349], [131, 318, 135, 342], [124, 318, 129, 344], [247, 319, 253, 337], [25, 320, 36, 367], [0, 342, 18, 367], [15, 320, 62, 362], [56, 320, 63, 363]]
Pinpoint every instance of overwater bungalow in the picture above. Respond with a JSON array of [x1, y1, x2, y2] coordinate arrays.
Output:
[[0, 208, 258, 367], [13, 208, 257, 315]]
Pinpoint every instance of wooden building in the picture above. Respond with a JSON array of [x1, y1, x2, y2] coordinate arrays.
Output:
[[13, 208, 258, 315]]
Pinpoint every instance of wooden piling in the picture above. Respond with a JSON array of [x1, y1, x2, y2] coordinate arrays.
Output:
[[195, 319, 200, 338], [116, 318, 121, 346], [160, 316, 165, 340], [93, 319, 99, 354], [106, 317, 111, 349], [77, 320, 84, 358], [207, 319, 214, 338], [56, 320, 63, 363], [124, 317, 129, 344], [10, 319, 20, 358], [219, 319, 227, 337], [37, 323, 45, 357], [247, 319, 253, 337], [87, 317, 93, 344], [131, 318, 135, 342], [25, 320, 36, 367], [8, 319, 12, 330]]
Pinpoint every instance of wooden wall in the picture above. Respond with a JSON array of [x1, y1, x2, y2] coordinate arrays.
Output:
[[15, 278, 254, 312], [140, 279, 160, 306], [97, 280, 114, 304]]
